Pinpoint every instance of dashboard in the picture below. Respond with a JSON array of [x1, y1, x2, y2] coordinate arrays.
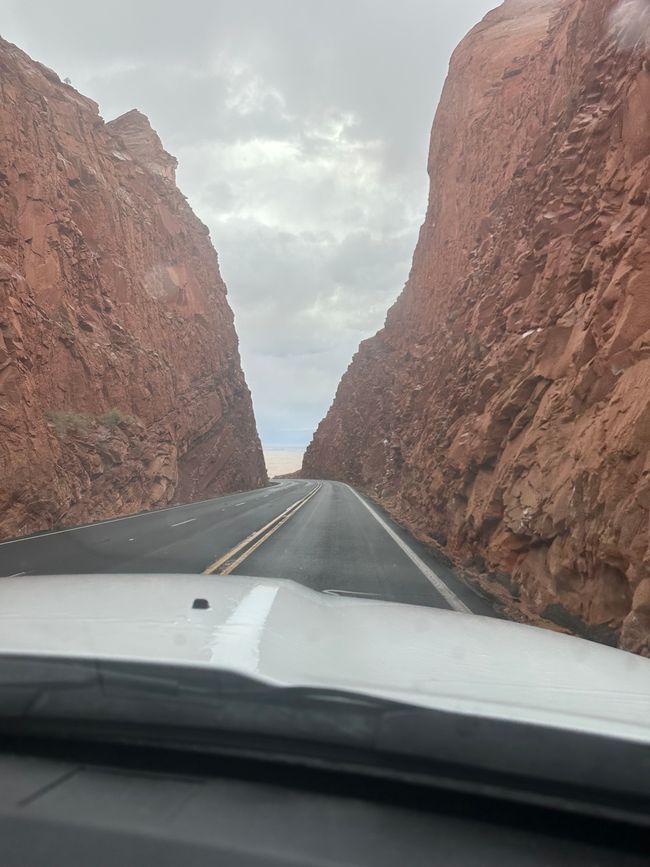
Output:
[[0, 740, 646, 866]]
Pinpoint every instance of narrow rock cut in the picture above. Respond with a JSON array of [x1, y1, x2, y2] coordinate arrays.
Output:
[[303, 0, 650, 654], [0, 38, 267, 539]]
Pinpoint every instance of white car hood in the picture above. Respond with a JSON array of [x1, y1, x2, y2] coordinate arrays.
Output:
[[0, 574, 649, 744]]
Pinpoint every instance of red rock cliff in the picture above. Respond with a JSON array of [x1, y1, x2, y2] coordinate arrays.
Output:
[[0, 39, 267, 538], [303, 0, 650, 654]]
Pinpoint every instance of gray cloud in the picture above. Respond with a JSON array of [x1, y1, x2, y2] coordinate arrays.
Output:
[[609, 0, 650, 53], [3, 0, 495, 446]]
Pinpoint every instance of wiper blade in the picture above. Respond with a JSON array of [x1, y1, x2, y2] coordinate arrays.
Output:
[[0, 655, 393, 706], [1, 654, 649, 830], [0, 655, 394, 750]]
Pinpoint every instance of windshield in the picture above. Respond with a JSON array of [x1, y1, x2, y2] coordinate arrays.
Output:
[[1, 0, 649, 795]]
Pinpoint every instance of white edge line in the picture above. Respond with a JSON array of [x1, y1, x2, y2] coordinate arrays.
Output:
[[345, 484, 472, 614], [171, 518, 196, 528], [0, 479, 307, 547]]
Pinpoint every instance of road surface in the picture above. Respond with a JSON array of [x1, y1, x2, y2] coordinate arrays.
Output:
[[0, 480, 495, 615]]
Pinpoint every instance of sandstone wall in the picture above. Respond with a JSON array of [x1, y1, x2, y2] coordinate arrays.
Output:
[[0, 38, 267, 538], [303, 0, 650, 654]]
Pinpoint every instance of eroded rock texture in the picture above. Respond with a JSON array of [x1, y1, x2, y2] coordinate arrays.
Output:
[[303, 0, 650, 654], [0, 38, 267, 538]]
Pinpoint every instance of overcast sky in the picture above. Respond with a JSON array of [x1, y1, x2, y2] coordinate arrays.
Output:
[[3, 0, 496, 446]]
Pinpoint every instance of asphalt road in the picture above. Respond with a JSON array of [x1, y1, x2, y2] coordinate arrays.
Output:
[[0, 480, 495, 615]]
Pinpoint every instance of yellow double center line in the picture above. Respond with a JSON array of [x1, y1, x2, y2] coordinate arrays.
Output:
[[202, 483, 323, 576]]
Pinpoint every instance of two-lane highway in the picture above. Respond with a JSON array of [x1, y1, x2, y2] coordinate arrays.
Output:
[[0, 480, 495, 615], [0, 480, 314, 578]]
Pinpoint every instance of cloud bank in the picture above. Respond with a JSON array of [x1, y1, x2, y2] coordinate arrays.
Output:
[[610, 0, 650, 53]]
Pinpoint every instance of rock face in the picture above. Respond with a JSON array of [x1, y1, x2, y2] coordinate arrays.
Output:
[[303, 0, 650, 655], [0, 38, 267, 538]]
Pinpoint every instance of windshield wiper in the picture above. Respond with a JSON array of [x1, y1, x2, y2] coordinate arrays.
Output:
[[1, 654, 649, 829], [0, 655, 395, 751]]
